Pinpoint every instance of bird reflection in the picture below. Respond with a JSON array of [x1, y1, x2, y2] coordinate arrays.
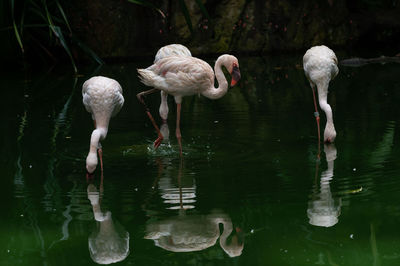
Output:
[[87, 173, 129, 264], [160, 122, 170, 144], [145, 211, 243, 257], [144, 158, 244, 257], [307, 144, 341, 227]]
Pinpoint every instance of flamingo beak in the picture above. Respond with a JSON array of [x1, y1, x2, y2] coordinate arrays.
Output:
[[235, 227, 245, 245], [86, 171, 95, 182], [230, 65, 241, 86]]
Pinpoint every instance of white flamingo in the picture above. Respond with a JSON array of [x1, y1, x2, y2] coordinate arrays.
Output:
[[87, 182, 129, 264], [303, 45, 339, 143], [307, 144, 341, 227], [137, 54, 241, 155], [82, 76, 124, 174], [145, 213, 244, 257], [154, 44, 192, 124]]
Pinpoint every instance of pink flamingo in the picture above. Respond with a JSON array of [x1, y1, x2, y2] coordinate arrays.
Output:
[[82, 76, 124, 174], [303, 45, 339, 144], [137, 53, 241, 155], [154, 44, 192, 124]]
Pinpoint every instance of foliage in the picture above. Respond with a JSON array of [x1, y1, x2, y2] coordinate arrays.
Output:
[[127, 0, 210, 34], [2, 0, 103, 72]]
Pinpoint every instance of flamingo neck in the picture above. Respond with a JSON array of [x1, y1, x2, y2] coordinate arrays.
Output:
[[89, 127, 108, 154], [317, 81, 336, 141], [86, 127, 108, 173], [320, 160, 334, 197], [201, 56, 229, 100], [218, 218, 233, 244], [215, 217, 237, 256]]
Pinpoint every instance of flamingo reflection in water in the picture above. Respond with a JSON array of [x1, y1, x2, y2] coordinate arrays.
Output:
[[143, 157, 244, 257], [307, 144, 341, 227], [87, 173, 130, 264]]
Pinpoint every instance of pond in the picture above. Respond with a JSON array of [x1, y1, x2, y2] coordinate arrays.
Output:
[[1, 52, 400, 265]]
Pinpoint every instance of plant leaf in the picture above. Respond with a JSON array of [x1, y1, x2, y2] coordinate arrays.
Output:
[[71, 34, 104, 65], [194, 0, 210, 20], [11, 0, 24, 52], [53, 26, 77, 73], [43, 0, 56, 39], [127, 0, 165, 18], [13, 21, 24, 53], [55, 0, 72, 33], [179, 0, 193, 34]]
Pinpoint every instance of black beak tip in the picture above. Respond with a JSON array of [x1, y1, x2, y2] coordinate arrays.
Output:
[[86, 171, 95, 181], [231, 66, 241, 86]]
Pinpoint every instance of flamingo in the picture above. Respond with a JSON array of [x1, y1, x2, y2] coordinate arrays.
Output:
[[87, 175, 129, 264], [154, 44, 192, 124], [303, 45, 339, 144], [82, 76, 124, 174], [137, 54, 241, 155], [145, 213, 244, 257], [307, 144, 341, 227]]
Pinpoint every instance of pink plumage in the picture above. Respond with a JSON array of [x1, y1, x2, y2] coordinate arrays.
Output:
[[303, 45, 339, 143], [137, 51, 241, 155]]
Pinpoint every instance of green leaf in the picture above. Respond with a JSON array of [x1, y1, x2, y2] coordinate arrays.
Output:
[[179, 0, 193, 34], [194, 0, 210, 20], [12, 21, 24, 53], [55, 0, 72, 33], [53, 26, 77, 73], [11, 0, 24, 52], [43, 0, 56, 39], [71, 34, 104, 65], [127, 0, 165, 18]]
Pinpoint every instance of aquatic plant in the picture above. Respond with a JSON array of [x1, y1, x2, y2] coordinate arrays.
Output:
[[127, 0, 210, 34], [3, 0, 103, 72]]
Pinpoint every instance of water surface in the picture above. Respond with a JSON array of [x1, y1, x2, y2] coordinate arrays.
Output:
[[1, 53, 400, 265]]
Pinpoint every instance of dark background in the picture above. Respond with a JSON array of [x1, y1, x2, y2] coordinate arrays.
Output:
[[1, 0, 399, 71]]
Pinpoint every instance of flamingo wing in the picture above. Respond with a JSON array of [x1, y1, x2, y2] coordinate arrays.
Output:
[[156, 56, 214, 95]]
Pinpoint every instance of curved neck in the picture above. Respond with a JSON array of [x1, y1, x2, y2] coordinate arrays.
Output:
[[201, 57, 229, 100], [317, 81, 334, 125], [89, 128, 108, 154], [216, 218, 233, 252]]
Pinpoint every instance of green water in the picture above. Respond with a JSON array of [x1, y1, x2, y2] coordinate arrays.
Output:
[[1, 54, 400, 266]]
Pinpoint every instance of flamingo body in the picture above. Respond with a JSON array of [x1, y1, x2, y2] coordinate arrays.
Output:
[[154, 44, 192, 121], [137, 53, 240, 154], [138, 54, 240, 101], [303, 45, 339, 143], [145, 214, 243, 257], [82, 76, 124, 173], [154, 44, 191, 63], [139, 56, 214, 101]]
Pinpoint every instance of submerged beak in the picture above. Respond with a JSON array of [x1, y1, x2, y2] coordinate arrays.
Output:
[[86, 171, 95, 182], [230, 65, 241, 86]]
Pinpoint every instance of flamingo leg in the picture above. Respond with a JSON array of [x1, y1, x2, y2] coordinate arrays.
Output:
[[176, 103, 183, 156], [311, 84, 321, 158], [160, 91, 169, 124], [178, 158, 183, 209], [98, 144, 103, 174], [137, 89, 164, 148]]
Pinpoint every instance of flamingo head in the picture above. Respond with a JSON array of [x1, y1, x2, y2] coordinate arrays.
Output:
[[221, 226, 245, 257], [229, 58, 241, 87], [324, 123, 336, 143], [86, 152, 98, 174]]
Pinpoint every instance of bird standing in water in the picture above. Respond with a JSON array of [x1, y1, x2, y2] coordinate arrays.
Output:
[[154, 44, 192, 124], [82, 76, 124, 174], [303, 45, 339, 144], [137, 53, 241, 155]]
